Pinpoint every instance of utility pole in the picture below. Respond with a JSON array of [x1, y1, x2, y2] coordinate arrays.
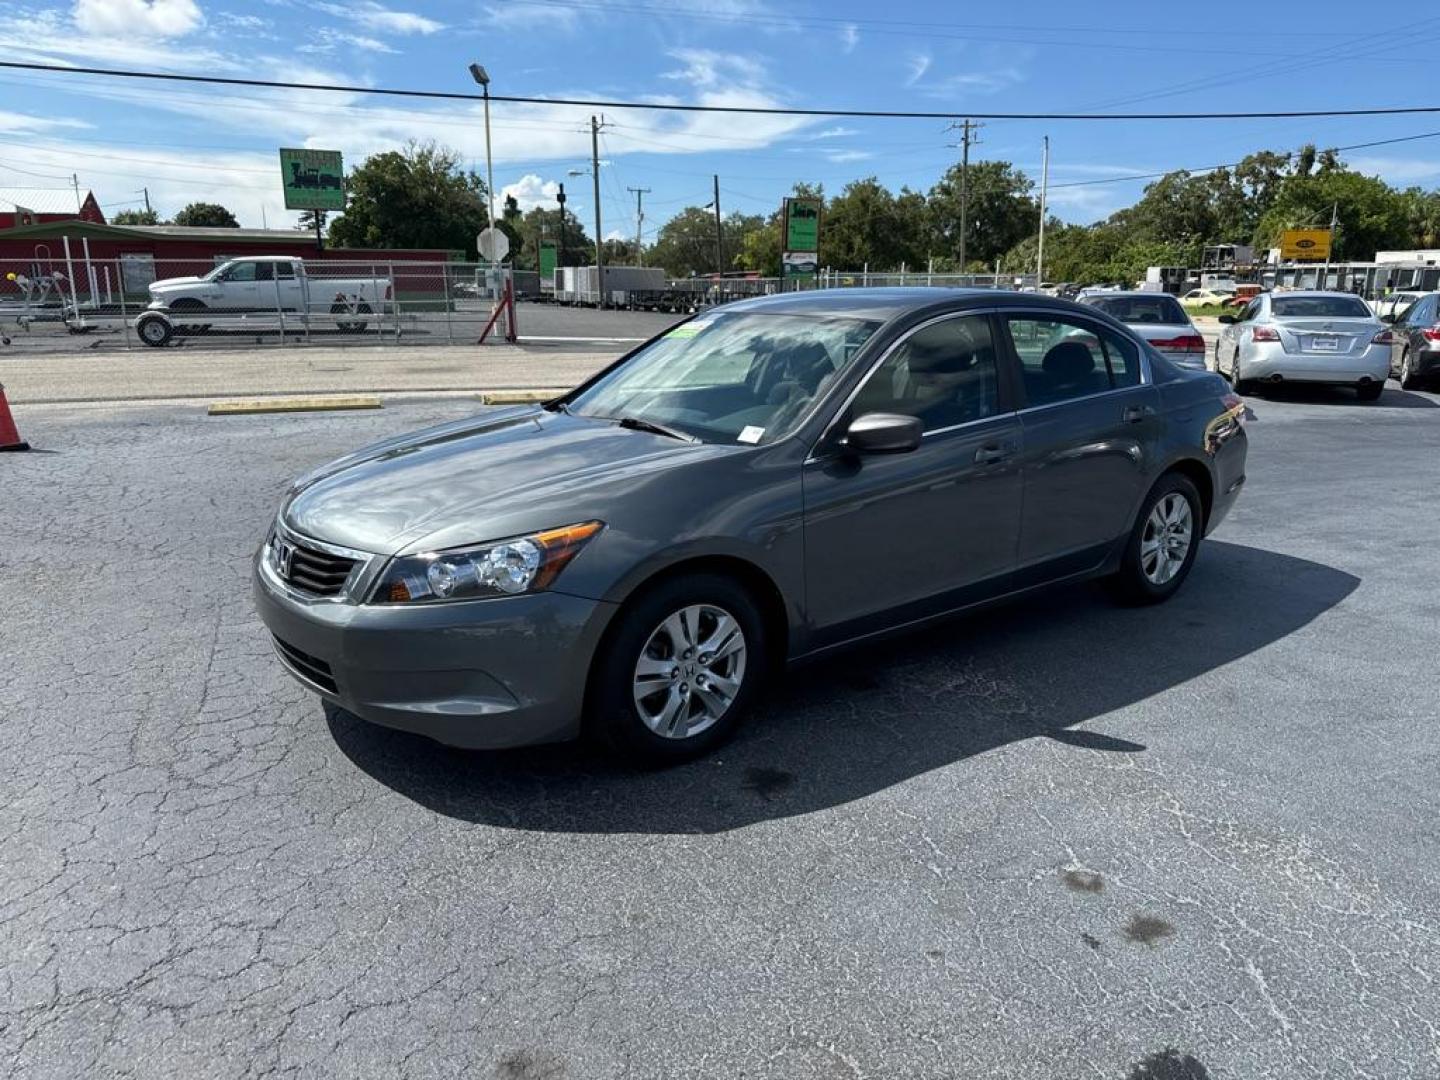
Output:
[[556, 183, 568, 269], [712, 175, 724, 276], [71, 173, 82, 212], [1036, 135, 1049, 288], [947, 120, 981, 276], [628, 186, 651, 265], [142, 187, 152, 215], [591, 114, 607, 308], [1322, 201, 1338, 283]]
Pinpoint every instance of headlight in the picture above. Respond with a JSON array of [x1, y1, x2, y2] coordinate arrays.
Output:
[[370, 521, 603, 604]]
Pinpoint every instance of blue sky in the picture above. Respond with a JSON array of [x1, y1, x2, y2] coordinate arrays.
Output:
[[4, 0, 1440, 244]]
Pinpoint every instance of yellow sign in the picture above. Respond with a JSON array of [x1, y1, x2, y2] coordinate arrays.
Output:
[[1281, 228, 1332, 261]]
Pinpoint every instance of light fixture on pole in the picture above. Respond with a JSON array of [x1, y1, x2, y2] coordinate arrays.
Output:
[[468, 63, 496, 229]]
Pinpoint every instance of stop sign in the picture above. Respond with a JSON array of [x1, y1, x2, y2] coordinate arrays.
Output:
[[477, 227, 510, 263]]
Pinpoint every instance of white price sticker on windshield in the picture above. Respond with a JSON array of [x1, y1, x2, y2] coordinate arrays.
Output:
[[737, 426, 765, 445]]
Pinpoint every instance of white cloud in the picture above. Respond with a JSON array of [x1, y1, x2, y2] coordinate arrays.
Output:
[[840, 24, 859, 53], [662, 49, 767, 89], [215, 11, 269, 30], [298, 28, 398, 54], [906, 53, 932, 87], [314, 1, 442, 34], [1346, 156, 1440, 183], [915, 68, 1025, 99], [604, 229, 627, 242], [806, 126, 860, 141], [73, 0, 203, 37], [824, 149, 873, 164], [479, 2, 580, 31], [0, 110, 93, 134], [2, 5, 232, 71], [502, 174, 561, 211]]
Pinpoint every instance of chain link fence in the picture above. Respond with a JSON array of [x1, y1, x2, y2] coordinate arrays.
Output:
[[0, 253, 1037, 355]]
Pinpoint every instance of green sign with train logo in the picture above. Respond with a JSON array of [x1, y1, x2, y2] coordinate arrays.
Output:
[[279, 148, 346, 211]]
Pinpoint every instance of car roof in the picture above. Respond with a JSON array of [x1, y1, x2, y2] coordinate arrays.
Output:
[[714, 287, 1070, 321], [1080, 290, 1181, 299], [1269, 290, 1371, 299]]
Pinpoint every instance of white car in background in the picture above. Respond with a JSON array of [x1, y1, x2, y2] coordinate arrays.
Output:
[[1215, 290, 1392, 400], [1078, 290, 1207, 369], [1371, 290, 1425, 322], [1180, 287, 1236, 308]]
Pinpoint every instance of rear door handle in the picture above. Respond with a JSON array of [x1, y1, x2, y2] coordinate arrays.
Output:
[[974, 442, 1015, 465], [1123, 405, 1155, 423]]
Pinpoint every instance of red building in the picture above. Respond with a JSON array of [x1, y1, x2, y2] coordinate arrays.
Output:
[[0, 187, 105, 230], [0, 220, 460, 302]]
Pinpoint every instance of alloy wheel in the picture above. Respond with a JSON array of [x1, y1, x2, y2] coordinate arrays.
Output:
[[632, 604, 747, 739], [1140, 493, 1194, 586]]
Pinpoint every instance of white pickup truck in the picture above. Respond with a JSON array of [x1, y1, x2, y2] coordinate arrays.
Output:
[[137, 256, 392, 346]]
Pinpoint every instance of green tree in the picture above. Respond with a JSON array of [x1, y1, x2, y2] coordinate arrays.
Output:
[[327, 141, 488, 256], [110, 208, 160, 226], [820, 178, 928, 271], [509, 206, 592, 272], [173, 202, 239, 228], [1254, 168, 1411, 260], [927, 161, 1039, 269], [649, 206, 736, 276]]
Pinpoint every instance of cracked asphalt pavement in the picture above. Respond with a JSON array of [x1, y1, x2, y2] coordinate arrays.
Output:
[[2, 383, 1438, 1078]]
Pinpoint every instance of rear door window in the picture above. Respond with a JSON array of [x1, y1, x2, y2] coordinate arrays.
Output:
[[1004, 316, 1140, 406]]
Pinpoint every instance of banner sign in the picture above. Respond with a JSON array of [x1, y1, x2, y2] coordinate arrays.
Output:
[[280, 148, 345, 211], [1280, 228, 1332, 262], [782, 251, 818, 280], [539, 241, 558, 282]]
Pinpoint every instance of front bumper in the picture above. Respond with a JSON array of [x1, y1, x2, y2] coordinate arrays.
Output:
[[1241, 342, 1390, 385], [253, 547, 617, 749]]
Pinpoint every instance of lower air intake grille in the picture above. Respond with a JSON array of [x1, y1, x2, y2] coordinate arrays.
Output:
[[272, 635, 339, 695]]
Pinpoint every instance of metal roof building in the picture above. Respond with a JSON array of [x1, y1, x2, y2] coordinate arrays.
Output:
[[0, 186, 105, 228]]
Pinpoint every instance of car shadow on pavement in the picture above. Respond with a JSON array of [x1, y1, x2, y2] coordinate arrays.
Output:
[[1245, 384, 1438, 409], [327, 541, 1359, 834]]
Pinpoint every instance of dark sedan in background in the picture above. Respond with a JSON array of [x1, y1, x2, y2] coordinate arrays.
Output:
[[254, 289, 1248, 761], [1382, 291, 1440, 389]]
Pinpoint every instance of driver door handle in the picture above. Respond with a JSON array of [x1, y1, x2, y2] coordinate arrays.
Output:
[[974, 442, 1016, 465], [1123, 404, 1155, 423]]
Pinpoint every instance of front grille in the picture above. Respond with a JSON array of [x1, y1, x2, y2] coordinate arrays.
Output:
[[284, 543, 358, 597], [272, 635, 339, 695]]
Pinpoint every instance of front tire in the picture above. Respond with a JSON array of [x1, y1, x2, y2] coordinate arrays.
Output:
[[1105, 474, 1203, 606], [589, 573, 768, 762]]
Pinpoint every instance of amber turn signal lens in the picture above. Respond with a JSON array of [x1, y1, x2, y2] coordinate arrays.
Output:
[[532, 520, 604, 590]]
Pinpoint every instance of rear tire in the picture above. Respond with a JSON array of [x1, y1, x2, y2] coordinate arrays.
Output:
[[137, 314, 172, 347], [1104, 473, 1203, 607], [1398, 350, 1422, 391], [332, 300, 372, 334], [588, 573, 768, 763]]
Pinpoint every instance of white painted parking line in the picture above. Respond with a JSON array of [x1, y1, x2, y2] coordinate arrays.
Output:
[[519, 335, 647, 344]]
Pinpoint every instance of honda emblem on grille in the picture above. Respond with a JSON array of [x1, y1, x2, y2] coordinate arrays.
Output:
[[272, 539, 294, 579]]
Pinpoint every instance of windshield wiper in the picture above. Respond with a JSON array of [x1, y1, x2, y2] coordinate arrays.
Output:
[[611, 415, 699, 443]]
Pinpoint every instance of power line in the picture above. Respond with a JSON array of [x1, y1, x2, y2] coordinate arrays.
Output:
[[5, 60, 1440, 122]]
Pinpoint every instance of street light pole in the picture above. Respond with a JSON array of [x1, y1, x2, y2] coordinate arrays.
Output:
[[468, 63, 496, 229]]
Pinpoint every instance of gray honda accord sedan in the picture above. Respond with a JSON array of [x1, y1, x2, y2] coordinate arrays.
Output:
[[255, 289, 1248, 760]]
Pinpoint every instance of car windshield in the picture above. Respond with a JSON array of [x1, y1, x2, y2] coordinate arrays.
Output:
[[1272, 295, 1371, 318], [565, 312, 882, 444], [1085, 296, 1188, 324]]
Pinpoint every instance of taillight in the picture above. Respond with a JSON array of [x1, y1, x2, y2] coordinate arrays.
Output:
[[1422, 326, 1440, 343], [1251, 326, 1280, 342], [1151, 334, 1205, 352], [1372, 329, 1395, 345]]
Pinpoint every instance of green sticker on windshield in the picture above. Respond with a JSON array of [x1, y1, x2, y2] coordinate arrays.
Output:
[[665, 321, 711, 339]]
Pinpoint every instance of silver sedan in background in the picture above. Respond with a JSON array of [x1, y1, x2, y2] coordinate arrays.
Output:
[[1079, 290, 1207, 370], [1214, 290, 1393, 400]]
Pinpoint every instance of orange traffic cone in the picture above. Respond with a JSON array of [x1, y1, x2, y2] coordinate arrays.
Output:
[[0, 383, 29, 452]]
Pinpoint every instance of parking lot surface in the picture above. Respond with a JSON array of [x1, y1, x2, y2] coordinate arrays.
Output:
[[3, 385, 1438, 1078]]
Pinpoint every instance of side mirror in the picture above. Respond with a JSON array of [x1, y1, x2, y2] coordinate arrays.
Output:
[[1217, 314, 1237, 325], [844, 412, 923, 454]]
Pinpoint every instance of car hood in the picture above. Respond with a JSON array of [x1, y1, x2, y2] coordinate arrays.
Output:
[[149, 276, 206, 292], [281, 406, 725, 554]]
